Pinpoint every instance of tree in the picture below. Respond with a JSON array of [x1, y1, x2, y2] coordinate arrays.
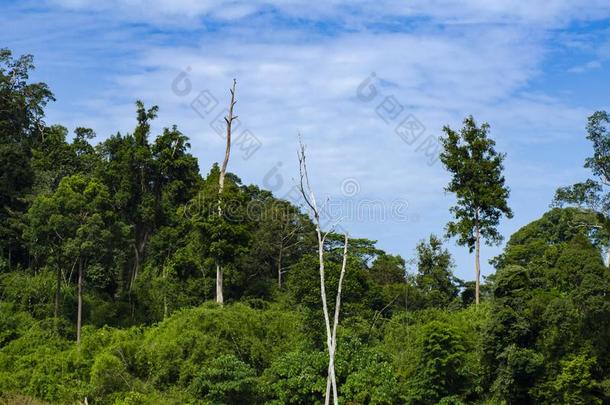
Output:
[[297, 140, 349, 405], [263, 349, 327, 403], [407, 320, 470, 404], [216, 79, 238, 304], [96, 102, 200, 298], [188, 164, 248, 305], [553, 111, 610, 266], [0, 49, 54, 269], [440, 116, 513, 305], [95, 101, 158, 292], [25, 175, 126, 342], [189, 354, 258, 403], [245, 194, 314, 289], [485, 208, 610, 403], [369, 253, 406, 286], [414, 235, 461, 309], [551, 354, 602, 405]]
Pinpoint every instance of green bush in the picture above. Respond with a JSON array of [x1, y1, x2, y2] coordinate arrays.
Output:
[[263, 349, 327, 404], [90, 352, 130, 397], [189, 354, 258, 404]]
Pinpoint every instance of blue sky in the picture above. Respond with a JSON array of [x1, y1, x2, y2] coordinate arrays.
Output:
[[3, 0, 610, 280]]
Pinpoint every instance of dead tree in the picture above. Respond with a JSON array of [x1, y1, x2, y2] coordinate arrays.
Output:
[[216, 79, 237, 305], [297, 140, 349, 405]]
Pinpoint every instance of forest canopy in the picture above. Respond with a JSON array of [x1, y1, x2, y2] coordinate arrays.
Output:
[[1, 49, 609, 404]]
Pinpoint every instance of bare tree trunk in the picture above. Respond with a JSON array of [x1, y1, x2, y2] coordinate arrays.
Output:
[[163, 264, 168, 319], [316, 231, 334, 405], [298, 142, 347, 405], [132, 244, 140, 289], [606, 246, 610, 268], [326, 233, 349, 403], [131, 232, 148, 290], [219, 79, 237, 195], [277, 243, 283, 288], [77, 258, 83, 344], [215, 264, 224, 304], [216, 79, 237, 305], [475, 219, 481, 306], [55, 267, 61, 319]]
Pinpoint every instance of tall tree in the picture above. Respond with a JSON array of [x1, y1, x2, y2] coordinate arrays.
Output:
[[440, 116, 512, 305], [216, 79, 237, 304], [246, 193, 313, 289], [553, 111, 610, 266], [0, 49, 54, 269], [96, 101, 159, 291], [131, 101, 159, 286], [30, 126, 98, 196], [297, 140, 349, 405], [189, 164, 248, 304], [485, 208, 610, 403], [25, 175, 126, 342]]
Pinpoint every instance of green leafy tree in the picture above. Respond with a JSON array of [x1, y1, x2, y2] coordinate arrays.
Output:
[[30, 125, 98, 196], [554, 111, 610, 266], [486, 208, 610, 403], [263, 349, 327, 404], [551, 354, 602, 405], [440, 116, 513, 305], [189, 354, 258, 404], [414, 235, 461, 309], [407, 320, 470, 404], [96, 101, 158, 291], [241, 190, 314, 292], [24, 192, 66, 319], [370, 253, 407, 285], [25, 175, 127, 342], [188, 165, 248, 303], [0, 49, 54, 269]]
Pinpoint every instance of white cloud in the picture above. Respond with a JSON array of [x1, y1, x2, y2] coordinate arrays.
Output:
[[13, 0, 608, 278], [48, 0, 610, 28], [568, 60, 602, 73]]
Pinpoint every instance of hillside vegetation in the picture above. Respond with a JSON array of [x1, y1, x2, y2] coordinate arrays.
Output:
[[1, 49, 609, 404]]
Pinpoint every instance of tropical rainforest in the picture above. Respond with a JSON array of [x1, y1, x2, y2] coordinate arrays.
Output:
[[1, 49, 609, 404]]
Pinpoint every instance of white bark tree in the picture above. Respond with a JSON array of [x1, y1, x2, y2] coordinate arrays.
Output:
[[216, 79, 237, 305], [297, 141, 349, 405]]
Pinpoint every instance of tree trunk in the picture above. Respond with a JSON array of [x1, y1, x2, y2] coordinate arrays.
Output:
[[77, 258, 83, 344], [215, 263, 224, 304], [326, 233, 349, 404], [163, 264, 168, 319], [131, 231, 148, 290], [277, 243, 283, 289], [475, 221, 481, 306], [132, 244, 140, 289], [215, 79, 237, 305], [298, 142, 342, 405], [317, 234, 334, 405], [606, 245, 610, 268], [54, 267, 61, 319]]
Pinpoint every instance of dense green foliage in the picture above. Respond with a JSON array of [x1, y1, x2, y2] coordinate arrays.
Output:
[[440, 116, 513, 305], [439, 116, 513, 250], [1, 49, 610, 404]]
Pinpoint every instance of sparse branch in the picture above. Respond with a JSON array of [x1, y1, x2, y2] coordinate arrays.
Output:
[[297, 138, 347, 405], [216, 79, 237, 305], [219, 78, 237, 197], [326, 232, 349, 401], [297, 140, 319, 219]]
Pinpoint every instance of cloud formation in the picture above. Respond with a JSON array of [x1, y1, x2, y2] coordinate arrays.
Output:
[[5, 0, 610, 278]]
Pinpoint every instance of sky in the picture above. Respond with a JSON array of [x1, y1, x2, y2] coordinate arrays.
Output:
[[2, 0, 610, 281]]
